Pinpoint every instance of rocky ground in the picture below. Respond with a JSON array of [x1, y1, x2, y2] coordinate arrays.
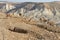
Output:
[[0, 12, 60, 40], [0, 2, 60, 40]]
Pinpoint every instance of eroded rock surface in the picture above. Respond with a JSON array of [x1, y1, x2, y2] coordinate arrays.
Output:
[[0, 1, 60, 40]]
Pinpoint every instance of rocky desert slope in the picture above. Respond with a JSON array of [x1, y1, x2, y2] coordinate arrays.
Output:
[[0, 1, 60, 40]]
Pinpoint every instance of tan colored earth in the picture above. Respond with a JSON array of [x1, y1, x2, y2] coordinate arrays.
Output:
[[0, 12, 60, 40]]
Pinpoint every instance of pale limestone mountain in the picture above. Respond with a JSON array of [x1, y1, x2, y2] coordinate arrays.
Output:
[[0, 2, 60, 25], [0, 2, 60, 40]]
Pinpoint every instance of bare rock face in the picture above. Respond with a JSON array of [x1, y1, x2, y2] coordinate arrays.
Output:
[[3, 2, 60, 24], [0, 1, 60, 40]]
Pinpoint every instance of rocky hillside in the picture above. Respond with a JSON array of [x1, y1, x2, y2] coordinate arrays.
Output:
[[0, 1, 60, 40], [4, 2, 60, 25]]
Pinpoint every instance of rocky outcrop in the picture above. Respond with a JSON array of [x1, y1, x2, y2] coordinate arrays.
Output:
[[3, 2, 60, 24], [0, 2, 60, 40]]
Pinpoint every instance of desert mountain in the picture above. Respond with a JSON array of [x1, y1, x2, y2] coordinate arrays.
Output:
[[0, 1, 60, 40]]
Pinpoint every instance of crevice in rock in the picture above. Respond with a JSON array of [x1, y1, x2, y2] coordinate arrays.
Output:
[[33, 24, 60, 33], [9, 27, 28, 34]]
